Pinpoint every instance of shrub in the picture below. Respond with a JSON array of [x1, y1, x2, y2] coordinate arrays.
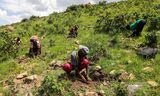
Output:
[[38, 75, 73, 96], [99, 1, 107, 6], [94, 13, 129, 35], [144, 32, 157, 48], [147, 17, 160, 31], [29, 16, 39, 20], [66, 4, 84, 12], [115, 84, 128, 96], [21, 18, 28, 22], [0, 32, 18, 62], [47, 19, 53, 24]]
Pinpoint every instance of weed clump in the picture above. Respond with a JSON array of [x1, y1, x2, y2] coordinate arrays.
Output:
[[38, 75, 73, 96]]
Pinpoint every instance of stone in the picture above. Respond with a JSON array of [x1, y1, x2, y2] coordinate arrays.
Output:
[[0, 93, 3, 96], [128, 60, 132, 64], [85, 92, 98, 96], [127, 84, 142, 96], [25, 92, 33, 96], [23, 75, 38, 84], [103, 81, 109, 86], [95, 65, 102, 71], [49, 60, 56, 66], [49, 60, 62, 66], [98, 90, 105, 96], [56, 61, 63, 66], [75, 40, 80, 45], [109, 70, 116, 75], [147, 80, 158, 87], [49, 60, 63, 70], [137, 47, 158, 58], [118, 72, 129, 81], [78, 93, 84, 96], [13, 79, 23, 84], [128, 73, 135, 80], [143, 67, 153, 72], [16, 72, 28, 79]]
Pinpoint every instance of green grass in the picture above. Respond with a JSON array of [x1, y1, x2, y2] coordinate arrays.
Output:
[[0, 0, 160, 95]]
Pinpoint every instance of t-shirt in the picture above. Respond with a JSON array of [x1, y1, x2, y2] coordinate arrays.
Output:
[[71, 51, 79, 68], [130, 19, 142, 31], [78, 60, 89, 70]]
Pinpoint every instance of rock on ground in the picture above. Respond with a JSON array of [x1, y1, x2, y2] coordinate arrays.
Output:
[[137, 47, 158, 58], [49, 60, 63, 69], [0, 93, 3, 96], [147, 80, 158, 87], [85, 92, 98, 96], [23, 75, 38, 84], [16, 72, 28, 79], [128, 73, 135, 80], [109, 70, 116, 75], [118, 72, 129, 81], [143, 67, 153, 72], [127, 84, 142, 96]]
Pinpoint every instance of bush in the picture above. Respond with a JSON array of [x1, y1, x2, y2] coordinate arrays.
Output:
[[0, 32, 18, 62], [94, 13, 129, 35], [21, 18, 28, 22], [147, 17, 160, 31], [66, 5, 79, 12], [99, 1, 107, 6], [144, 32, 157, 48], [66, 4, 84, 12], [29, 16, 39, 20], [85, 38, 109, 62], [115, 84, 128, 96], [47, 19, 53, 24], [38, 75, 73, 96]]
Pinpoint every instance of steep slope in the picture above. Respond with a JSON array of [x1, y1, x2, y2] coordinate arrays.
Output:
[[0, 0, 160, 95]]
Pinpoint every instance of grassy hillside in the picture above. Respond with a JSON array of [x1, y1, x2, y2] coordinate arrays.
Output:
[[0, 0, 160, 95]]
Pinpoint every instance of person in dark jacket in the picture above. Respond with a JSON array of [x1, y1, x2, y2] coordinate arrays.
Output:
[[68, 25, 79, 38], [29, 35, 41, 57]]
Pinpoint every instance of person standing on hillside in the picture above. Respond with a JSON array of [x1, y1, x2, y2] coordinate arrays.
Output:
[[63, 45, 90, 84], [29, 35, 41, 57], [126, 19, 146, 37]]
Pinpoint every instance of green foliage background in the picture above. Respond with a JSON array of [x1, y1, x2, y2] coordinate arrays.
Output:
[[0, 0, 160, 95]]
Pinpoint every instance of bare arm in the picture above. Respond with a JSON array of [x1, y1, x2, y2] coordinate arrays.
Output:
[[77, 69, 88, 83]]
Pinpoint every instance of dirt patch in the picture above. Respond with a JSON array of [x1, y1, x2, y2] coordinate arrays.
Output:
[[57, 72, 100, 92], [89, 69, 119, 82], [3, 75, 43, 96], [48, 60, 63, 70], [17, 56, 30, 64], [72, 80, 98, 92], [58, 68, 120, 94]]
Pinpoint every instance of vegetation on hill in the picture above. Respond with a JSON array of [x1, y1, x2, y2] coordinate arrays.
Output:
[[0, 0, 160, 95]]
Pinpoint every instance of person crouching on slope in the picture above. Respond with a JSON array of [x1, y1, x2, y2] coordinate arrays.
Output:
[[29, 35, 41, 57], [63, 45, 90, 84], [126, 19, 146, 37]]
